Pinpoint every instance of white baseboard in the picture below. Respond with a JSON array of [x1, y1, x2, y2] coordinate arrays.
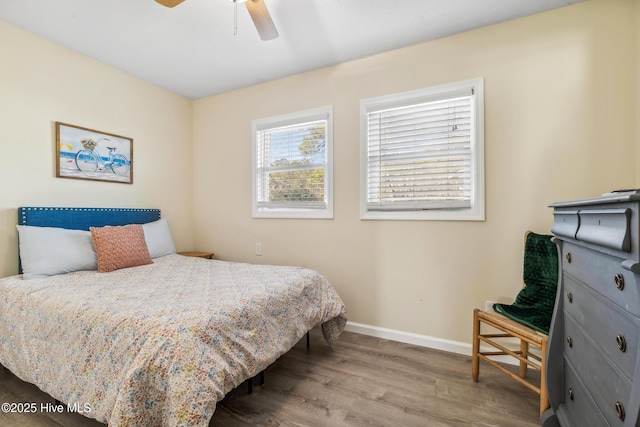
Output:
[[344, 321, 530, 366], [344, 321, 472, 355]]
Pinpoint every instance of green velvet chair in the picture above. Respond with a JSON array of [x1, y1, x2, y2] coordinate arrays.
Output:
[[472, 231, 559, 417]]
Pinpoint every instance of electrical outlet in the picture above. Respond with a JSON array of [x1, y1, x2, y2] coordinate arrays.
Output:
[[485, 300, 497, 311], [255, 243, 262, 256]]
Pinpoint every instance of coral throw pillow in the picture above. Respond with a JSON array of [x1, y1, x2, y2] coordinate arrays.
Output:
[[90, 224, 153, 272]]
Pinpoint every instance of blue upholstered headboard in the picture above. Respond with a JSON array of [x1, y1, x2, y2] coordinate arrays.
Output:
[[18, 207, 161, 230], [17, 207, 161, 273]]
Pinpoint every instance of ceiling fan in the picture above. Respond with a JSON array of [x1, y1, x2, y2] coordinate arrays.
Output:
[[155, 0, 279, 41]]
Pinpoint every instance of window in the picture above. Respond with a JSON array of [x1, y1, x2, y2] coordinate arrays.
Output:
[[360, 78, 484, 221], [252, 106, 333, 219]]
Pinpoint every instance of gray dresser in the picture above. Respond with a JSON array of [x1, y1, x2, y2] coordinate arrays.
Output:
[[543, 193, 640, 427]]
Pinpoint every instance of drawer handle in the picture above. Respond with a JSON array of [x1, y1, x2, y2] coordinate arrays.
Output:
[[567, 336, 573, 348], [567, 292, 573, 303], [614, 274, 625, 290], [568, 388, 574, 400], [566, 252, 572, 263], [616, 401, 625, 421], [616, 335, 627, 353]]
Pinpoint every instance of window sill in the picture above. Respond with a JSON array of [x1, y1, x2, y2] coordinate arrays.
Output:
[[360, 208, 484, 221], [253, 209, 334, 220]]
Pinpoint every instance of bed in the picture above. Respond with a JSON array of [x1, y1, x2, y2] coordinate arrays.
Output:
[[0, 207, 347, 426]]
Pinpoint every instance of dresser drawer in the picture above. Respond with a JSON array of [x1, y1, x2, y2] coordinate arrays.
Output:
[[561, 242, 640, 316], [563, 275, 638, 377], [561, 358, 609, 427], [564, 313, 632, 425], [551, 209, 579, 240], [576, 208, 631, 252]]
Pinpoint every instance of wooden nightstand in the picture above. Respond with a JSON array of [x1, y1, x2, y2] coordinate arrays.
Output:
[[178, 251, 214, 259]]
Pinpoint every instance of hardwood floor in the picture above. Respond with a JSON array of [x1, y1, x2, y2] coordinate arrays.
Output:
[[0, 329, 541, 426]]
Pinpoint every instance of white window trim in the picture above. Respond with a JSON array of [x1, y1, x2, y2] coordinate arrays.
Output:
[[360, 78, 485, 221], [252, 106, 334, 219]]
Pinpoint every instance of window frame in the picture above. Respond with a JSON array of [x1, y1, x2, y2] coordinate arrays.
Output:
[[360, 78, 485, 221], [252, 106, 334, 219]]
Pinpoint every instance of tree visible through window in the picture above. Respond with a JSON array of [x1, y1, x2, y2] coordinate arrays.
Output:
[[253, 107, 333, 218], [268, 125, 325, 203]]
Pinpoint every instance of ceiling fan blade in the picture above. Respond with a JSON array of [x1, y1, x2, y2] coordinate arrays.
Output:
[[245, 0, 279, 41], [155, 0, 186, 8]]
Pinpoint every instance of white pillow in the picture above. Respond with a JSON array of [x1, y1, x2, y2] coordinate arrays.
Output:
[[17, 225, 98, 279], [142, 218, 176, 259]]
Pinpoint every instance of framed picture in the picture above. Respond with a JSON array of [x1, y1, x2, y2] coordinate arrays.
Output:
[[55, 122, 133, 184]]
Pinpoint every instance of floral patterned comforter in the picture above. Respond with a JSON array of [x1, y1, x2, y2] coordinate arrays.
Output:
[[0, 254, 347, 426]]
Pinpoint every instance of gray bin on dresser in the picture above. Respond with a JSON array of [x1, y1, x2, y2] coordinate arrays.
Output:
[[544, 192, 640, 427]]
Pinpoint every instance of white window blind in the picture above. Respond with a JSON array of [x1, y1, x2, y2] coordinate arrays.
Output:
[[253, 107, 333, 218], [361, 79, 484, 220]]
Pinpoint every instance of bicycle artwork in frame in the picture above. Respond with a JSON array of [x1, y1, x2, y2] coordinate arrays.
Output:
[[55, 122, 133, 184]]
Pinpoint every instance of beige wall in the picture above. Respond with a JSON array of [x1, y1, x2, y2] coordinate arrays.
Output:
[[0, 20, 195, 277], [193, 0, 638, 344]]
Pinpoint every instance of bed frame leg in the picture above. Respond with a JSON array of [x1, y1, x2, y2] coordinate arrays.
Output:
[[306, 331, 310, 349], [247, 371, 265, 395]]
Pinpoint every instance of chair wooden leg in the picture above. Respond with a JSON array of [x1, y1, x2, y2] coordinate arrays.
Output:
[[472, 308, 480, 382], [519, 340, 529, 378]]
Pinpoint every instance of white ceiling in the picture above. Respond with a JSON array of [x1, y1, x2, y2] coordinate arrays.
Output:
[[0, 0, 581, 99]]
